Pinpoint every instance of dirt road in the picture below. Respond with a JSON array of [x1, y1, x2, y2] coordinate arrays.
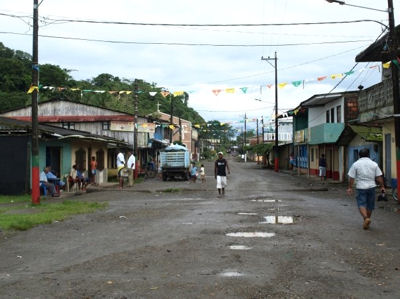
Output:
[[1, 158, 400, 298]]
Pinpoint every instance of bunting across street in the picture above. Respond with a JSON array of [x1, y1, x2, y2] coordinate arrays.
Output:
[[29, 63, 393, 97]]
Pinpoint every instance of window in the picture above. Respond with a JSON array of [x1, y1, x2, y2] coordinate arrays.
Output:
[[331, 108, 335, 123], [311, 148, 314, 162], [326, 111, 330, 123], [102, 121, 110, 130], [62, 122, 75, 129], [336, 105, 342, 123]]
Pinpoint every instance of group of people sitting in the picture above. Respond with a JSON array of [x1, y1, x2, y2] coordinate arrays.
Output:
[[39, 166, 65, 197], [39, 164, 90, 197]]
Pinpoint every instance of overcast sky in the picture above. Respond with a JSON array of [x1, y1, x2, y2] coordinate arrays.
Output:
[[0, 0, 398, 124]]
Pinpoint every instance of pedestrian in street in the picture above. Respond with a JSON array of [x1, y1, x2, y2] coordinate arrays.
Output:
[[90, 156, 97, 185], [319, 154, 327, 181], [190, 162, 198, 183], [214, 152, 230, 197], [116, 149, 126, 189], [347, 148, 385, 230], [200, 164, 206, 183], [127, 151, 136, 187]]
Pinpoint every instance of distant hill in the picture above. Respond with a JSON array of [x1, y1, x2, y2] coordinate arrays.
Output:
[[0, 42, 205, 125]]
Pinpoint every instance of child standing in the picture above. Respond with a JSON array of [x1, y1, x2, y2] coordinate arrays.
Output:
[[190, 162, 198, 183], [200, 164, 206, 183]]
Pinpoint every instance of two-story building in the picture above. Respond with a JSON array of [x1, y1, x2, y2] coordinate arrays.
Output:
[[1, 98, 152, 175], [292, 91, 359, 181]]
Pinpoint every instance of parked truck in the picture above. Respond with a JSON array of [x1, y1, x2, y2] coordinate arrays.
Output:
[[160, 144, 190, 181]]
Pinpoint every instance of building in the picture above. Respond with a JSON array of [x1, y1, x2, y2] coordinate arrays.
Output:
[[0, 116, 127, 195], [355, 26, 400, 188], [292, 91, 359, 181], [0, 98, 153, 173]]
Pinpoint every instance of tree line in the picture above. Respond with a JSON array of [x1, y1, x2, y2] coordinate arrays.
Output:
[[0, 42, 204, 125]]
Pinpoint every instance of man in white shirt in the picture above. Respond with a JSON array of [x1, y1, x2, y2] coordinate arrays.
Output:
[[116, 150, 125, 189], [127, 151, 136, 187], [347, 148, 385, 230]]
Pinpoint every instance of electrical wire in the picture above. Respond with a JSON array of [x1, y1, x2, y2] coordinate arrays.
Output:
[[0, 31, 373, 47], [0, 12, 388, 28]]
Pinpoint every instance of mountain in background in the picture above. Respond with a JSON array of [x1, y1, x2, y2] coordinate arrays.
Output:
[[0, 42, 205, 125]]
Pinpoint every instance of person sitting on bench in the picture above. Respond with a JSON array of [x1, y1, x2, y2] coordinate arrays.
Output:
[[40, 167, 59, 197]]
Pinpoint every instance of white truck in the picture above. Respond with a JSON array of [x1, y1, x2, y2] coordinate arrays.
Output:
[[160, 144, 190, 181]]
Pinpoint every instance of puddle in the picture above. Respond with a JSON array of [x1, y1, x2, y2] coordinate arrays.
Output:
[[226, 232, 275, 238], [237, 212, 258, 216], [260, 216, 294, 224], [229, 245, 252, 250], [219, 271, 244, 277], [250, 199, 281, 203]]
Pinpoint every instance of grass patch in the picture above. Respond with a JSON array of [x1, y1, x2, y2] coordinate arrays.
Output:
[[0, 194, 32, 204], [0, 200, 107, 231]]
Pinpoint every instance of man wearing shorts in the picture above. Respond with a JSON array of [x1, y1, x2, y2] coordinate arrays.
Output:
[[116, 150, 125, 189], [347, 148, 385, 230], [214, 152, 230, 197]]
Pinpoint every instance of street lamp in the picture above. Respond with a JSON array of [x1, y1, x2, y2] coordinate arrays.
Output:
[[325, 0, 388, 13]]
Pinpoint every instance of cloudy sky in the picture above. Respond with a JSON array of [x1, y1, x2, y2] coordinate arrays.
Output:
[[0, 0, 398, 124]]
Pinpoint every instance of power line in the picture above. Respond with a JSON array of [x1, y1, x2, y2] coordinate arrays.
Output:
[[0, 12, 388, 28], [0, 31, 373, 47]]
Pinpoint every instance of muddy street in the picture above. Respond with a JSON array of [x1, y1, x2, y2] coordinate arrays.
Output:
[[1, 158, 400, 298]]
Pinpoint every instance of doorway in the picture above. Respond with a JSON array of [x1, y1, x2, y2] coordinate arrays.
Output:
[[46, 147, 61, 176]]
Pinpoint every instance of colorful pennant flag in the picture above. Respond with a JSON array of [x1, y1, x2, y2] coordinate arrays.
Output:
[[27, 85, 39, 94], [212, 89, 221, 96]]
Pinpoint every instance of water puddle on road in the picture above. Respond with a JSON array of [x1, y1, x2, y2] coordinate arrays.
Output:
[[237, 212, 258, 216], [229, 245, 252, 250], [226, 232, 275, 238], [250, 199, 282, 203], [219, 271, 244, 277], [260, 216, 294, 224]]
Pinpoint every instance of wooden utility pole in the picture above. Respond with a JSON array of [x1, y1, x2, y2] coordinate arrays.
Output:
[[169, 95, 173, 143], [262, 52, 279, 172], [31, 0, 40, 204]]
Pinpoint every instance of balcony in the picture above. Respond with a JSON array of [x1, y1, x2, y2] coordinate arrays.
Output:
[[309, 123, 344, 145]]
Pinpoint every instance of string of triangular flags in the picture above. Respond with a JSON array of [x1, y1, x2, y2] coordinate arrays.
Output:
[[27, 62, 390, 96]]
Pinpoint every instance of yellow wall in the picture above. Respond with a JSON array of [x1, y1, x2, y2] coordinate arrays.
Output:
[[382, 120, 396, 179], [309, 145, 319, 170]]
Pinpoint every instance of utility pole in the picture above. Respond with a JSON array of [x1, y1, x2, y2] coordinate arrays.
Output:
[[261, 52, 279, 172], [387, 0, 400, 201], [133, 80, 138, 179], [179, 117, 182, 143], [261, 116, 265, 143], [31, 0, 40, 205], [169, 95, 173, 143], [256, 118, 259, 145]]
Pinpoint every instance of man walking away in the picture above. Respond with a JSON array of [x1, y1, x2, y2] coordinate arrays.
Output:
[[127, 151, 136, 187], [347, 148, 385, 230], [319, 154, 327, 181], [214, 152, 230, 197]]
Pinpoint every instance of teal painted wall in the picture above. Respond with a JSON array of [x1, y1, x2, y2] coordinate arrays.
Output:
[[39, 141, 72, 177]]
